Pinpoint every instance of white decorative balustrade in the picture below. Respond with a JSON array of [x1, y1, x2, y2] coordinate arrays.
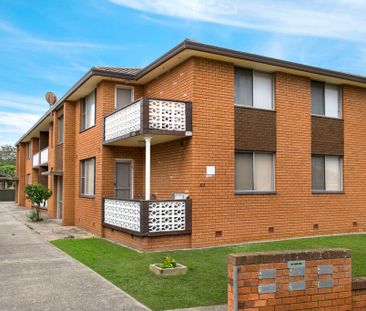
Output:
[[104, 100, 141, 142], [149, 99, 187, 132], [148, 201, 186, 233], [103, 98, 192, 144], [40, 148, 48, 165], [32, 152, 40, 167], [104, 198, 141, 232], [103, 198, 191, 236]]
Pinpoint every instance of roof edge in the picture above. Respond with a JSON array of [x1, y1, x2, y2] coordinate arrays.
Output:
[[16, 39, 366, 145]]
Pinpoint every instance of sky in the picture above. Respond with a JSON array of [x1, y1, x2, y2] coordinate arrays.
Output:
[[0, 0, 366, 146]]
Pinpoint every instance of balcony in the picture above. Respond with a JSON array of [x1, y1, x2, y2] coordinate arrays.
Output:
[[32, 152, 39, 168], [102, 198, 192, 236], [103, 97, 192, 146], [40, 147, 48, 165], [32, 147, 49, 168]]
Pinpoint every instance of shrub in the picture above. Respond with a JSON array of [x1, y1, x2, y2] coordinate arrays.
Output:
[[25, 183, 52, 222], [159, 256, 177, 269]]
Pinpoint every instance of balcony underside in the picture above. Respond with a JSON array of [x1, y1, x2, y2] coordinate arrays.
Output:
[[104, 131, 192, 147]]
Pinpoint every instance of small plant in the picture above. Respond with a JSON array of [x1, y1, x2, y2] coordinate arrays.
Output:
[[159, 256, 177, 269], [27, 210, 39, 222], [25, 183, 52, 222]]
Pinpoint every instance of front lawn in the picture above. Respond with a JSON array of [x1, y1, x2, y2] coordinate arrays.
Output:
[[52, 234, 366, 311]]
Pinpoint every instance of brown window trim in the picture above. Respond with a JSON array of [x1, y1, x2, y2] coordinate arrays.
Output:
[[79, 194, 96, 199], [235, 191, 277, 196], [312, 191, 344, 195], [234, 104, 276, 113], [311, 114, 343, 121]]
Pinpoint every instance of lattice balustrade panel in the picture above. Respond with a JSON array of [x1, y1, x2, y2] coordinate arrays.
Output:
[[148, 201, 186, 233], [104, 199, 141, 232], [104, 101, 141, 141], [149, 100, 186, 131]]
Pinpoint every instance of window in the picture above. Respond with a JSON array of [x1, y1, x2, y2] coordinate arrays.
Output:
[[81, 90, 96, 130], [234, 68, 273, 110], [26, 174, 31, 185], [312, 156, 342, 192], [115, 87, 133, 109], [311, 81, 342, 118], [235, 152, 274, 192], [80, 158, 95, 196], [58, 115, 64, 144], [26, 142, 31, 160]]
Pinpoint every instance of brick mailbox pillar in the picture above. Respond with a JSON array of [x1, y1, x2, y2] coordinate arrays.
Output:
[[228, 249, 352, 310]]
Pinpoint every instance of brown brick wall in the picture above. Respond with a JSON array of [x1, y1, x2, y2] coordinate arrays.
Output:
[[312, 116, 344, 155], [235, 107, 276, 152]]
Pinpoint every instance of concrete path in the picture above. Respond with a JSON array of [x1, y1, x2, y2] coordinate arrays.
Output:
[[0, 202, 149, 311]]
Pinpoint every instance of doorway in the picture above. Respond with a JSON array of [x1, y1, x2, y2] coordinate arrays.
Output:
[[56, 176, 63, 219], [115, 160, 133, 200]]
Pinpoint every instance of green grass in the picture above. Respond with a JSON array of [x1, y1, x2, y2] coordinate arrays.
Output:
[[52, 234, 366, 311]]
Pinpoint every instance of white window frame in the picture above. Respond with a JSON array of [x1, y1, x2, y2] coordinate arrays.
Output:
[[235, 151, 275, 193], [58, 115, 64, 144], [115, 159, 134, 199], [80, 158, 96, 196], [26, 142, 31, 160], [115, 85, 134, 110], [311, 82, 342, 119], [234, 68, 275, 111], [312, 155, 343, 192], [81, 90, 96, 131]]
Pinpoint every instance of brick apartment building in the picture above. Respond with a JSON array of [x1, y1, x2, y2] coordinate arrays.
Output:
[[15, 40, 366, 251]]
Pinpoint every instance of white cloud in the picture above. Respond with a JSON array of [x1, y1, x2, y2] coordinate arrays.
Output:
[[109, 0, 366, 42], [0, 111, 42, 145], [0, 93, 48, 113]]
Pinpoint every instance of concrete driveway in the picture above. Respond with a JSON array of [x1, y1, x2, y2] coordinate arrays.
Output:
[[0, 202, 149, 311]]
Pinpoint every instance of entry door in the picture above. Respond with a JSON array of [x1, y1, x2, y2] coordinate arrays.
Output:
[[115, 161, 132, 199], [56, 176, 63, 219]]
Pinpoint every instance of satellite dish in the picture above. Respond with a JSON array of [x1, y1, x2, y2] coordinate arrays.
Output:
[[45, 92, 57, 106]]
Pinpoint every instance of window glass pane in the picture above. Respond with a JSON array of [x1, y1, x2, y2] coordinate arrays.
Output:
[[81, 161, 86, 194], [235, 153, 253, 190], [312, 156, 325, 190], [234, 68, 253, 107], [254, 153, 273, 191], [82, 91, 95, 129], [253, 71, 273, 109], [326, 157, 341, 191], [86, 159, 95, 195], [58, 116, 64, 143], [325, 84, 340, 118], [116, 88, 132, 109], [311, 81, 325, 115]]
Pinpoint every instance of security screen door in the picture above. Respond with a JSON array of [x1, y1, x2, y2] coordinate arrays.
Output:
[[115, 160, 132, 199]]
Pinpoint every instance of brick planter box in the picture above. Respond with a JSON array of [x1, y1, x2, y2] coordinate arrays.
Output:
[[149, 263, 188, 276]]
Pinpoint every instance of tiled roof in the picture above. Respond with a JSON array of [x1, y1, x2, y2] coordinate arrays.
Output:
[[93, 66, 141, 76]]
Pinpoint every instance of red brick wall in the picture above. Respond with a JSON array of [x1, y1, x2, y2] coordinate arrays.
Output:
[[352, 279, 366, 311], [228, 249, 353, 310], [187, 59, 366, 249], [16, 143, 26, 205]]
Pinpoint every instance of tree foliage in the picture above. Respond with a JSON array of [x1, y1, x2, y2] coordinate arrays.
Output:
[[0, 164, 16, 177], [25, 183, 52, 221], [0, 144, 16, 165]]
